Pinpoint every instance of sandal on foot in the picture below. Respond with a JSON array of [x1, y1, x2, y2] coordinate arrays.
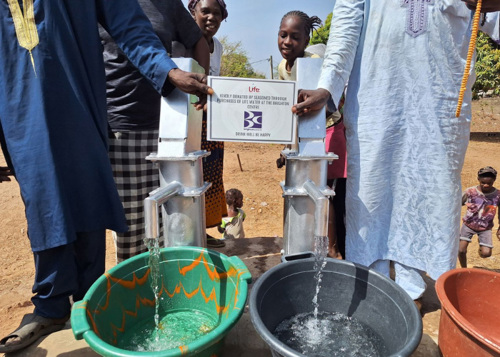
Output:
[[0, 313, 68, 353], [207, 234, 225, 248]]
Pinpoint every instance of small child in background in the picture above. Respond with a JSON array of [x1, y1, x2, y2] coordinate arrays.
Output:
[[218, 188, 246, 239], [458, 166, 500, 268]]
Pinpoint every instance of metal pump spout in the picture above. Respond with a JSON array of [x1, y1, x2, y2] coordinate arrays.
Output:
[[144, 182, 182, 240], [303, 180, 329, 238], [281, 57, 337, 255]]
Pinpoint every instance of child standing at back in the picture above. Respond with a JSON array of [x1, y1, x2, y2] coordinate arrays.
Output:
[[218, 188, 246, 239], [277, 11, 323, 81], [277, 10, 345, 259], [458, 166, 500, 268], [276, 10, 326, 169]]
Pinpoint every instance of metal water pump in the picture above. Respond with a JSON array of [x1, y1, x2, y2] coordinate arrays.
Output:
[[144, 58, 210, 247], [281, 58, 337, 255]]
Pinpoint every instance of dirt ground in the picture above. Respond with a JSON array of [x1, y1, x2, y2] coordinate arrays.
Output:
[[0, 97, 499, 354]]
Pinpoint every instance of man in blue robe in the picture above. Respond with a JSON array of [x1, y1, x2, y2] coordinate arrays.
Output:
[[0, 0, 211, 352], [293, 0, 500, 307]]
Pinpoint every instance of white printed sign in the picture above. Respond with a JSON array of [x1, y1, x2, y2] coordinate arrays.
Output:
[[207, 77, 296, 144]]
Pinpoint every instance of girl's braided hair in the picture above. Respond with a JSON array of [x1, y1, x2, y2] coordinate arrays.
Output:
[[281, 10, 322, 37], [188, 0, 228, 20]]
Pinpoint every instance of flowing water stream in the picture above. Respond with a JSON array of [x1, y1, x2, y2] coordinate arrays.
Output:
[[145, 238, 161, 339], [312, 235, 328, 318], [272, 236, 388, 356], [118, 240, 217, 351], [274, 311, 388, 357]]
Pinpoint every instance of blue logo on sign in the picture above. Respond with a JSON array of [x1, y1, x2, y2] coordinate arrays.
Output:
[[244, 111, 262, 130]]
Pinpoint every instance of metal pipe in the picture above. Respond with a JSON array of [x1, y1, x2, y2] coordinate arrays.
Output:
[[144, 182, 182, 239], [303, 180, 329, 238]]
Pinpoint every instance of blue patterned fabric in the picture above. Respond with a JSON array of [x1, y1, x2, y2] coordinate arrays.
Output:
[[318, 0, 500, 280], [0, 0, 177, 251]]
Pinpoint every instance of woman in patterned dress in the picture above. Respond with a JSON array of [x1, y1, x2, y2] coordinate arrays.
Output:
[[189, 0, 229, 247]]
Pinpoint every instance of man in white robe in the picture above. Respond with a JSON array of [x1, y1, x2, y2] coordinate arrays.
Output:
[[293, 0, 500, 301]]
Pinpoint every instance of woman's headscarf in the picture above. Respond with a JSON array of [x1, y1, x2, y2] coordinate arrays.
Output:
[[188, 0, 228, 20]]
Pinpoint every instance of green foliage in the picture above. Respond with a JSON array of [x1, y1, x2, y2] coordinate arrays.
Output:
[[472, 32, 500, 98], [219, 36, 266, 79], [310, 13, 332, 45]]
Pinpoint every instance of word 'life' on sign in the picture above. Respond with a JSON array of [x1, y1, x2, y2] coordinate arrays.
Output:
[[207, 76, 296, 144]]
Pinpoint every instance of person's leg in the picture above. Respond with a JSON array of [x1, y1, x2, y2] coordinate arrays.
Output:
[[370, 260, 425, 309], [479, 245, 493, 258], [32, 245, 76, 319], [109, 130, 160, 262], [458, 240, 470, 268], [201, 112, 227, 248], [73, 230, 106, 302], [458, 224, 474, 268], [0, 119, 15, 175], [326, 178, 341, 258], [393, 262, 427, 300], [0, 232, 103, 353], [477, 229, 493, 259], [327, 199, 341, 258], [332, 178, 346, 258], [32, 230, 105, 312], [369, 259, 390, 277], [202, 139, 226, 247]]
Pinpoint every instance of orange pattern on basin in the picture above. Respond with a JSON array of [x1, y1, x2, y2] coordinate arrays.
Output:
[[178, 345, 189, 354], [92, 271, 151, 314], [87, 251, 246, 346], [178, 253, 238, 281]]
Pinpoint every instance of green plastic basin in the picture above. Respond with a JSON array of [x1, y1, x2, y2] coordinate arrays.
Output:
[[71, 246, 251, 356]]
